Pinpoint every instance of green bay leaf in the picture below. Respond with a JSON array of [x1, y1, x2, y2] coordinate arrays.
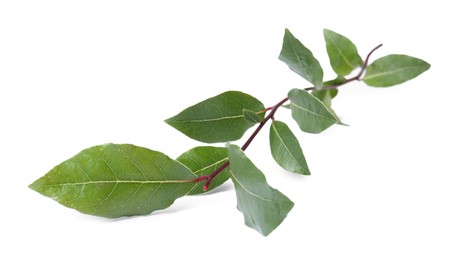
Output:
[[29, 144, 196, 218], [165, 91, 265, 143], [279, 29, 323, 88], [227, 144, 294, 236], [270, 121, 310, 175], [324, 29, 363, 76], [311, 88, 345, 125], [243, 109, 263, 123], [288, 88, 338, 134], [363, 54, 430, 87], [176, 146, 229, 195]]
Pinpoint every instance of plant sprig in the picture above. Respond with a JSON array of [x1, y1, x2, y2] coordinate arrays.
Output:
[[29, 28, 430, 236]]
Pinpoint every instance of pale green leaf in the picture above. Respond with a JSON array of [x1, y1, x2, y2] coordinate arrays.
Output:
[[227, 144, 294, 236], [165, 91, 265, 143], [270, 121, 310, 175], [311, 89, 345, 125], [324, 29, 363, 76], [288, 88, 338, 133], [243, 109, 263, 123], [29, 144, 196, 218], [176, 146, 229, 195], [279, 28, 323, 88], [363, 54, 430, 87]]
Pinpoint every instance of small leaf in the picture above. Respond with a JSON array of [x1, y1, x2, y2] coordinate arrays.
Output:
[[324, 29, 363, 76], [29, 144, 196, 218], [363, 54, 430, 87], [311, 89, 338, 106], [243, 109, 262, 123], [288, 88, 338, 133], [176, 146, 229, 195], [270, 121, 310, 175], [279, 28, 324, 88], [227, 144, 294, 236], [165, 91, 265, 143]]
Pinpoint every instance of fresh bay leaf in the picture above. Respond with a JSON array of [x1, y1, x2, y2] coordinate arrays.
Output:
[[165, 91, 265, 143], [279, 28, 323, 88], [176, 146, 229, 195], [323, 29, 363, 76], [227, 144, 294, 236], [270, 121, 310, 175], [311, 88, 338, 106], [363, 54, 430, 87], [311, 88, 344, 125], [243, 109, 263, 123], [29, 144, 196, 218], [288, 88, 338, 133]]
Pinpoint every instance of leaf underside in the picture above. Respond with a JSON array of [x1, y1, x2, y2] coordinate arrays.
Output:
[[363, 54, 430, 87], [165, 91, 265, 143], [29, 144, 196, 218], [176, 146, 229, 195], [227, 144, 294, 236]]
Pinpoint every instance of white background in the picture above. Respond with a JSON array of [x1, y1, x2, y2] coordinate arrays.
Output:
[[1, 0, 449, 259]]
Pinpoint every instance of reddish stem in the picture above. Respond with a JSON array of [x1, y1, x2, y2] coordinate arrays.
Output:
[[193, 43, 383, 191]]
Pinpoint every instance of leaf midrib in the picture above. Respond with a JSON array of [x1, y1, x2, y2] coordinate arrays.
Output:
[[329, 37, 355, 70], [34, 179, 193, 188], [271, 124, 302, 169], [364, 65, 425, 81], [290, 101, 334, 121], [230, 171, 272, 202]]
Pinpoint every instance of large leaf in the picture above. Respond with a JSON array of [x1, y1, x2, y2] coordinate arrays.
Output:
[[363, 54, 430, 87], [279, 28, 323, 88], [29, 144, 196, 218], [165, 91, 265, 143], [227, 144, 294, 236], [323, 29, 363, 76], [288, 88, 338, 133], [176, 146, 229, 195], [270, 121, 310, 175]]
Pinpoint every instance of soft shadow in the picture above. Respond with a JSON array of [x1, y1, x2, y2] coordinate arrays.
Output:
[[84, 182, 233, 223]]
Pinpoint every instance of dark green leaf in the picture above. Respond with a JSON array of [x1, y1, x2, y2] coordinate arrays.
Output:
[[227, 144, 294, 236], [363, 54, 430, 87], [279, 28, 323, 88], [288, 88, 338, 133], [29, 144, 196, 218], [270, 121, 310, 175], [243, 109, 263, 123], [324, 29, 363, 76], [176, 146, 229, 195], [165, 91, 265, 143]]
